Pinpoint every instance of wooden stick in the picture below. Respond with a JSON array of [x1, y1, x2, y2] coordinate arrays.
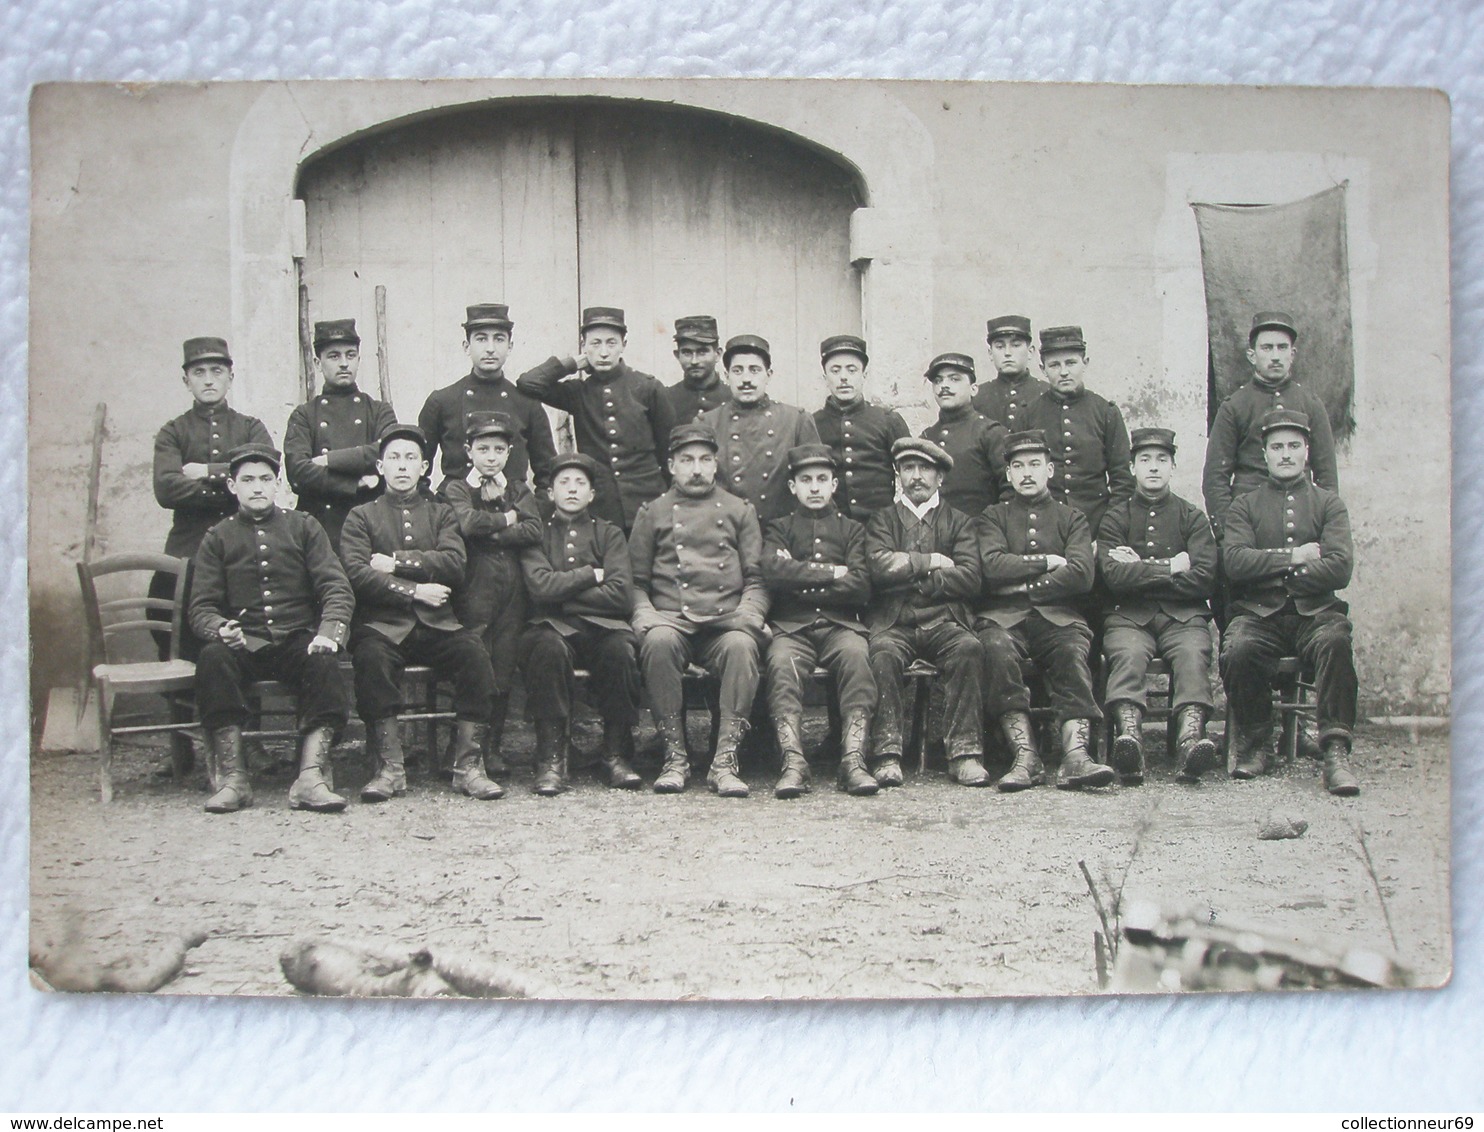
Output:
[[297, 274, 314, 402], [1079, 858, 1116, 959], [376, 284, 392, 408], [83, 402, 106, 565]]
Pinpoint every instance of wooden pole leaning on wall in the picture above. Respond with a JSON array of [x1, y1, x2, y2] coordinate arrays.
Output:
[[83, 402, 107, 566], [297, 271, 315, 402], [375, 285, 392, 409]]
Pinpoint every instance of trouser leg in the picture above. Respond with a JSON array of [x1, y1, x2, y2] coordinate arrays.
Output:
[[1025, 614, 1101, 726], [1297, 610, 1358, 743], [1219, 613, 1289, 738], [699, 629, 761, 719], [351, 627, 406, 723], [1102, 622, 1157, 711], [639, 626, 691, 720], [867, 628, 913, 757], [266, 633, 349, 733], [404, 624, 495, 723], [583, 628, 642, 727], [976, 621, 1033, 718], [925, 621, 986, 758], [816, 627, 876, 716], [765, 633, 817, 723], [483, 587, 526, 699], [194, 641, 251, 732], [1155, 615, 1216, 711], [518, 625, 575, 721]]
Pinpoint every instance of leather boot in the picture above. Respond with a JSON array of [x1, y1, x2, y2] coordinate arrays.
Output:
[[1173, 704, 1219, 784], [1111, 701, 1146, 784], [948, 753, 991, 786], [484, 694, 511, 778], [995, 711, 1045, 792], [452, 721, 505, 800], [707, 716, 750, 798], [1229, 720, 1271, 780], [773, 716, 812, 799], [869, 753, 905, 788], [204, 725, 253, 813], [288, 726, 348, 812], [532, 718, 570, 796], [360, 718, 407, 802], [1321, 737, 1361, 796], [600, 720, 642, 789], [1055, 719, 1115, 789], [652, 713, 691, 794], [836, 709, 879, 795]]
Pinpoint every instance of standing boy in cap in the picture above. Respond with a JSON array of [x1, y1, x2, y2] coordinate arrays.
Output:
[[340, 424, 504, 803], [1202, 311, 1339, 542], [417, 303, 558, 494], [151, 336, 273, 659], [190, 444, 355, 814], [812, 335, 911, 521], [518, 452, 643, 795], [518, 307, 676, 530], [283, 319, 398, 549], [761, 444, 879, 798], [976, 429, 1115, 792], [664, 315, 731, 424], [863, 437, 988, 787], [701, 334, 822, 524], [922, 352, 1009, 519], [628, 421, 769, 797], [1098, 428, 1220, 784], [441, 412, 544, 781], [972, 315, 1048, 430], [1219, 409, 1359, 796], [1023, 326, 1134, 538]]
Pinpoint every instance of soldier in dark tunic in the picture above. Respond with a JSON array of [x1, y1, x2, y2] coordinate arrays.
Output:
[[663, 314, 731, 424], [517, 452, 643, 794], [282, 319, 398, 549], [189, 444, 354, 815], [1220, 409, 1359, 796], [517, 306, 676, 531], [811, 334, 910, 521], [417, 303, 558, 494], [921, 352, 1009, 519], [762, 444, 878, 798], [972, 314, 1048, 431], [1098, 428, 1220, 785]]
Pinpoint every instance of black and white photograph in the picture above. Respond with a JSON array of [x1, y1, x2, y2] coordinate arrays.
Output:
[[25, 77, 1450, 1005]]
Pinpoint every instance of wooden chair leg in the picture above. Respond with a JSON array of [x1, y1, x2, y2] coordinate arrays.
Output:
[[97, 683, 114, 804], [908, 675, 931, 774]]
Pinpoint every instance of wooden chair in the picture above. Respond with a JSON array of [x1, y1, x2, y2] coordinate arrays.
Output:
[[77, 554, 199, 803], [1222, 656, 1315, 769]]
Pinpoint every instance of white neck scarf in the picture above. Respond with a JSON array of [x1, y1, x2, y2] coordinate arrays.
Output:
[[895, 490, 940, 522], [467, 467, 507, 493]]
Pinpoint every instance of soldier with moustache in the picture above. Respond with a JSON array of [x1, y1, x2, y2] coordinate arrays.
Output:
[[518, 307, 676, 531], [283, 319, 398, 548], [921, 352, 1009, 520], [1098, 428, 1220, 785], [663, 315, 731, 424], [417, 304, 558, 495], [189, 444, 355, 815], [761, 444, 879, 798], [701, 334, 822, 525], [972, 314, 1048, 432], [1220, 409, 1360, 796], [976, 429, 1115, 792], [811, 335, 910, 521]]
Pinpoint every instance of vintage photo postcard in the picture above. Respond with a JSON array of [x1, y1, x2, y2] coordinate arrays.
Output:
[[27, 78, 1450, 1000]]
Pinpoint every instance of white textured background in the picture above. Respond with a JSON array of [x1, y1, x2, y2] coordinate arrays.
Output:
[[3, 0, 1481, 1112]]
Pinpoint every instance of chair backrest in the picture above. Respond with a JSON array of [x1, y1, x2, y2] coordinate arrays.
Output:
[[77, 553, 192, 665]]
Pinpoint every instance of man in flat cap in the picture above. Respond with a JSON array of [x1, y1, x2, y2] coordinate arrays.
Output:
[[1202, 311, 1338, 544], [1220, 409, 1360, 795], [761, 444, 879, 798], [283, 319, 398, 549], [518, 452, 643, 794], [1098, 428, 1220, 784], [417, 303, 558, 496], [518, 307, 676, 531], [812, 334, 911, 521], [151, 336, 273, 660], [1022, 325, 1134, 538], [628, 421, 769, 797], [189, 444, 355, 814], [864, 437, 988, 787], [701, 334, 822, 525], [440, 412, 543, 781], [340, 424, 504, 803], [922, 352, 1009, 519], [976, 429, 1114, 792], [972, 315, 1048, 431], [664, 315, 731, 424]]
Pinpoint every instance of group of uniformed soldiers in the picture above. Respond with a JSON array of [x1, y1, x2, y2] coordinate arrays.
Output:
[[152, 301, 1361, 814]]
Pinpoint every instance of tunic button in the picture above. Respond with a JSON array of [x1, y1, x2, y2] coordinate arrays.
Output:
[[264, 605, 273, 613], [261, 560, 269, 567], [354, 418, 362, 425], [1028, 528, 1037, 535], [320, 422, 328, 428], [466, 390, 473, 396]]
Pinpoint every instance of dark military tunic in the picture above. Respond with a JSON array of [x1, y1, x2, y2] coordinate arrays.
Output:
[[701, 397, 822, 524], [665, 371, 732, 424], [153, 403, 273, 557], [283, 384, 398, 547], [813, 398, 911, 520], [922, 406, 1008, 520], [1023, 387, 1134, 535], [417, 370, 559, 491], [518, 358, 675, 529], [972, 372, 1048, 431]]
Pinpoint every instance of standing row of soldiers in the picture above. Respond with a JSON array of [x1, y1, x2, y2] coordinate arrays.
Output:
[[152, 303, 1360, 812]]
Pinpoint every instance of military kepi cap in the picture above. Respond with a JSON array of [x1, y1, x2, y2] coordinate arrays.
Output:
[[986, 314, 1033, 342], [820, 334, 868, 366], [550, 452, 603, 483], [1260, 408, 1311, 438], [1003, 429, 1052, 459], [723, 334, 771, 368], [1129, 427, 1177, 456], [227, 443, 281, 475], [674, 315, 720, 345], [581, 306, 627, 334], [925, 351, 977, 380], [891, 436, 954, 472], [1039, 325, 1086, 354], [668, 421, 720, 455], [182, 336, 232, 368], [377, 422, 430, 457], [787, 443, 837, 474], [466, 411, 517, 442], [313, 319, 360, 351], [1250, 310, 1299, 344], [464, 303, 513, 332]]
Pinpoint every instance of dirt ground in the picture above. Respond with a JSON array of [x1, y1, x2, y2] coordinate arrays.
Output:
[[29, 712, 1451, 1000]]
